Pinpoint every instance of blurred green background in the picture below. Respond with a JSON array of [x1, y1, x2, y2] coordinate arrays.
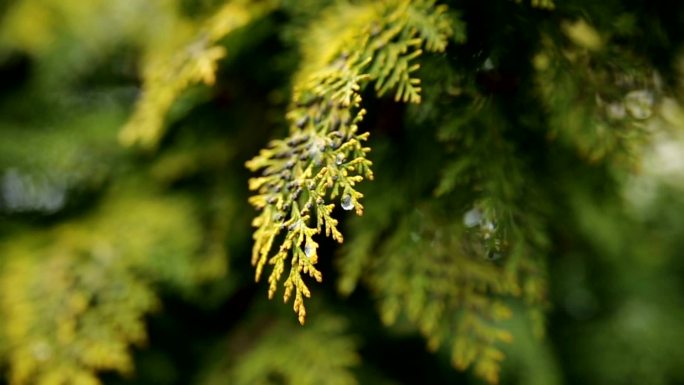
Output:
[[1, 0, 684, 384]]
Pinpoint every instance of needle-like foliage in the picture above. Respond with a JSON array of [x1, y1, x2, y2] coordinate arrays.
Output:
[[2, 0, 684, 384], [0, 189, 215, 385], [120, 0, 276, 149], [246, 0, 456, 324]]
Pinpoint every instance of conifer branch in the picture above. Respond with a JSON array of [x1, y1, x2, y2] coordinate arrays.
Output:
[[371, 207, 518, 385], [119, 0, 275, 149], [203, 313, 359, 385], [534, 26, 661, 167], [337, 90, 549, 383], [247, 0, 454, 324], [0, 191, 208, 385]]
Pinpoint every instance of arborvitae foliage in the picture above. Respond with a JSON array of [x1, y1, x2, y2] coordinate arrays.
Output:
[[197, 312, 359, 385], [120, 0, 277, 149], [246, 0, 457, 325], [2, 0, 684, 385], [0, 188, 213, 385]]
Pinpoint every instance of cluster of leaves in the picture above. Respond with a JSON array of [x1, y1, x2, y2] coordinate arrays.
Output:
[[437, 100, 550, 320], [120, 0, 276, 149], [371, 207, 517, 384], [534, 18, 664, 166], [0, 187, 219, 385], [246, 0, 457, 324], [0, 0, 188, 90], [198, 312, 359, 385], [336, 90, 548, 382], [0, 1, 253, 383], [2, 0, 684, 385]]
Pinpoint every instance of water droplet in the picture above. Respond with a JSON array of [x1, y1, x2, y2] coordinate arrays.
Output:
[[624, 89, 654, 120], [308, 138, 324, 158], [481, 220, 495, 232], [481, 57, 495, 71], [463, 207, 482, 228], [606, 102, 626, 120], [336, 153, 345, 165], [304, 241, 315, 258], [481, 220, 496, 239], [341, 194, 354, 211]]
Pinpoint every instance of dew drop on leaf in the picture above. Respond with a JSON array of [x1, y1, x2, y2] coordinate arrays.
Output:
[[481, 220, 495, 232], [336, 153, 345, 165], [341, 194, 354, 211], [463, 207, 482, 228], [624, 89, 654, 120], [304, 241, 315, 258]]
